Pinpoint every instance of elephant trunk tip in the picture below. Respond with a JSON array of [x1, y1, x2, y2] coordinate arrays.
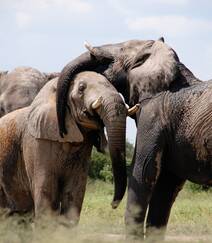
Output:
[[111, 200, 121, 209]]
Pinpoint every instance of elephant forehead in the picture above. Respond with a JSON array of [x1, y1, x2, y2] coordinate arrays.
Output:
[[122, 40, 153, 51], [123, 39, 149, 47], [73, 72, 114, 90], [74, 71, 107, 81]]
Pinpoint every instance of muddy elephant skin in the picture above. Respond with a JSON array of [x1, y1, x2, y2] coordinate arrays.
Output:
[[0, 71, 127, 224]]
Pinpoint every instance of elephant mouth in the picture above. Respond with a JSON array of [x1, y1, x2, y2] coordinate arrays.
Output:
[[76, 108, 103, 130]]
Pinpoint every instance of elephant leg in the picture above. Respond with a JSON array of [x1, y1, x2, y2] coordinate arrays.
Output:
[[23, 137, 61, 217], [33, 171, 60, 217], [125, 177, 155, 239], [125, 111, 165, 239], [146, 170, 185, 240], [125, 148, 164, 239], [0, 187, 8, 208], [60, 163, 88, 226]]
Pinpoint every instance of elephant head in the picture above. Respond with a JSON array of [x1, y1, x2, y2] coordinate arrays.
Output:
[[56, 38, 203, 136], [56, 38, 190, 135], [28, 71, 132, 208], [83, 38, 180, 105]]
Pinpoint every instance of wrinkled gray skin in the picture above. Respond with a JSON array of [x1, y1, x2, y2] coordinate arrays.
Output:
[[0, 71, 127, 224], [0, 66, 59, 117], [55, 38, 210, 239], [125, 81, 212, 239]]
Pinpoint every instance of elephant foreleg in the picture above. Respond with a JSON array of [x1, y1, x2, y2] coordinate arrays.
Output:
[[125, 148, 164, 238], [0, 187, 8, 208], [60, 163, 88, 226], [146, 170, 185, 239], [33, 171, 60, 217], [125, 110, 165, 239]]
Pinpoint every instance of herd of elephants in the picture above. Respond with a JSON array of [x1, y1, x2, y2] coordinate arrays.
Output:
[[0, 37, 211, 240]]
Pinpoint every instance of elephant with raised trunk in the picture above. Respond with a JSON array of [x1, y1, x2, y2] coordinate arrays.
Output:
[[0, 66, 59, 117], [0, 71, 133, 223], [55, 37, 210, 238]]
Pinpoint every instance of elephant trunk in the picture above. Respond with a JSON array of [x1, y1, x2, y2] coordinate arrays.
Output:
[[56, 52, 113, 137], [97, 96, 127, 208]]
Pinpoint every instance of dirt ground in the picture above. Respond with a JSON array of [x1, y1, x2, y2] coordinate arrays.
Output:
[[68, 233, 212, 243]]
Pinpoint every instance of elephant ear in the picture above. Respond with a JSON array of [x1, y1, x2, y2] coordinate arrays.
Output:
[[158, 36, 165, 42], [129, 40, 179, 101], [28, 78, 83, 143]]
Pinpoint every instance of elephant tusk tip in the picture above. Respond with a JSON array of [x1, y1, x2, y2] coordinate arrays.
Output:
[[84, 41, 93, 51], [127, 103, 140, 116], [91, 96, 103, 110], [111, 200, 120, 209]]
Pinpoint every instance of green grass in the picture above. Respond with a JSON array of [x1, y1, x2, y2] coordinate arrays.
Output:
[[167, 184, 212, 236], [0, 180, 211, 243]]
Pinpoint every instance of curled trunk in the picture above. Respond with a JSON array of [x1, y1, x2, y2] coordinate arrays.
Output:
[[56, 52, 112, 137], [57, 52, 96, 136]]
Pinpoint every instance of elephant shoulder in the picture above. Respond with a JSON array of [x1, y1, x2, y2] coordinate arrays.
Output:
[[138, 92, 168, 129]]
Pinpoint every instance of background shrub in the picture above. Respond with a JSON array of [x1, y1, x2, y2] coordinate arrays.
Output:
[[185, 181, 212, 192], [89, 140, 134, 182], [89, 140, 211, 193]]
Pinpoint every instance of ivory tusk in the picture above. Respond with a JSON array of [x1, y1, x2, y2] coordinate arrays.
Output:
[[84, 41, 94, 52], [128, 104, 140, 116], [91, 97, 102, 110]]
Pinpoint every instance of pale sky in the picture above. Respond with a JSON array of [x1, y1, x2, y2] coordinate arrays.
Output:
[[1, 0, 212, 143]]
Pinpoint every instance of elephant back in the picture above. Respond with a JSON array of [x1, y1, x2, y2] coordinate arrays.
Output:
[[0, 66, 47, 92], [0, 107, 29, 156]]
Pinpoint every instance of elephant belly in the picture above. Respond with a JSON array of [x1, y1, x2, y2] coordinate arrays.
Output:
[[185, 158, 212, 186], [168, 138, 212, 186]]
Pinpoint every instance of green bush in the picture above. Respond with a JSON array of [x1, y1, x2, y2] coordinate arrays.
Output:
[[185, 181, 212, 193], [89, 140, 134, 182], [89, 149, 112, 181]]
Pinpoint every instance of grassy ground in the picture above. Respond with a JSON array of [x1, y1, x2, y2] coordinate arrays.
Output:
[[0, 180, 211, 243]]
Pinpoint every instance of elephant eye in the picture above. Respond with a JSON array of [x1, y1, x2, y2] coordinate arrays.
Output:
[[78, 83, 86, 93]]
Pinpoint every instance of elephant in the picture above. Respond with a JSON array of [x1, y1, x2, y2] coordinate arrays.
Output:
[[0, 71, 136, 224], [54, 37, 210, 238], [0, 66, 59, 117], [124, 80, 212, 239]]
